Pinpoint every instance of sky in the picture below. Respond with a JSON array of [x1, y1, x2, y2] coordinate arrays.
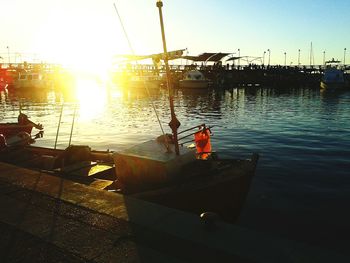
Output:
[[0, 0, 349, 68]]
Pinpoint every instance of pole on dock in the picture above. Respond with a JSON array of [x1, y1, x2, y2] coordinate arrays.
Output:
[[344, 48, 347, 66], [6, 46, 10, 64], [263, 51, 266, 65], [323, 51, 325, 66], [156, 0, 180, 155], [238, 48, 240, 67]]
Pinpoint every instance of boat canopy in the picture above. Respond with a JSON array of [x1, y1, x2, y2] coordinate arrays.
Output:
[[226, 56, 262, 64], [182, 52, 233, 62], [116, 49, 186, 61], [325, 58, 341, 64]]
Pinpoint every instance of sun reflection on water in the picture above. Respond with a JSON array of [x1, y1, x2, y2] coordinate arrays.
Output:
[[74, 77, 107, 121]]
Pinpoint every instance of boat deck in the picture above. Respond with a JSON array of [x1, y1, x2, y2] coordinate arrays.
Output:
[[0, 161, 347, 262]]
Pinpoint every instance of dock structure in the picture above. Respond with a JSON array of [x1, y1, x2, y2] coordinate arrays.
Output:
[[113, 63, 349, 89], [0, 161, 347, 262], [171, 64, 324, 88], [2, 59, 349, 90]]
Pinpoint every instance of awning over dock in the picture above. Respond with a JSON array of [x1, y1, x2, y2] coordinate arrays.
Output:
[[182, 52, 233, 62], [116, 49, 186, 61]]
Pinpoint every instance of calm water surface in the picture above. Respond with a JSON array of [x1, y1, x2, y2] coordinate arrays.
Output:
[[1, 84, 350, 254]]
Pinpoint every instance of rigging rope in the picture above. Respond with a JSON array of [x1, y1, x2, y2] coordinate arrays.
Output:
[[113, 2, 170, 152]]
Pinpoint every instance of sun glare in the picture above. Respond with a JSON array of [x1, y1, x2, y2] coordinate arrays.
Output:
[[34, 10, 117, 82]]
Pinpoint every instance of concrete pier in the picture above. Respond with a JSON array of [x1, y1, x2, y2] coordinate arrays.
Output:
[[0, 161, 347, 262]]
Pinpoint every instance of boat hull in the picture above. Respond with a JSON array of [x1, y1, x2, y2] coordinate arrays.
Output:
[[13, 72, 52, 90], [0, 123, 33, 139], [0, 143, 258, 223], [179, 79, 209, 89], [13, 80, 49, 89], [320, 81, 348, 90], [129, 154, 259, 223], [127, 80, 161, 89]]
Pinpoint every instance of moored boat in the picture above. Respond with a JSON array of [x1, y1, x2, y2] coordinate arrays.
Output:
[[320, 59, 349, 90], [0, 125, 258, 223], [0, 68, 18, 89], [0, 113, 43, 139], [179, 70, 210, 89], [127, 74, 162, 89], [13, 71, 52, 89]]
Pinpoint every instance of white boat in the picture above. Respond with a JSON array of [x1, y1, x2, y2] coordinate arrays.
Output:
[[320, 59, 348, 90], [127, 74, 161, 89], [179, 70, 209, 89], [13, 72, 52, 89]]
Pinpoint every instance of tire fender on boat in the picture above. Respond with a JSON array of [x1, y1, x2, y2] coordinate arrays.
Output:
[[6, 132, 33, 146], [0, 134, 7, 149]]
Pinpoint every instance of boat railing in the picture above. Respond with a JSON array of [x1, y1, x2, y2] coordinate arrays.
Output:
[[177, 123, 213, 146]]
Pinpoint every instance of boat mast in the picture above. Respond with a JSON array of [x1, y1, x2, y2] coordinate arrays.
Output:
[[156, 0, 180, 155]]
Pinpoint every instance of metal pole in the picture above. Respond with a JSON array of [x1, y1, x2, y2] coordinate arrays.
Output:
[[263, 51, 266, 65], [156, 0, 180, 155], [6, 46, 10, 64], [344, 48, 347, 66], [238, 48, 240, 67], [268, 49, 270, 65], [323, 51, 325, 65], [284, 52, 286, 66], [68, 103, 77, 147], [54, 104, 64, 149], [309, 42, 312, 67], [298, 49, 301, 66]]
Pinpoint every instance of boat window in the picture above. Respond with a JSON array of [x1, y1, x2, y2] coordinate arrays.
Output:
[[20, 75, 26, 80], [33, 75, 39, 80], [28, 75, 33, 80]]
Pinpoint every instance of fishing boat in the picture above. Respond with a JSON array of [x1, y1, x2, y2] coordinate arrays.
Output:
[[127, 73, 162, 89], [116, 0, 258, 221], [0, 1, 259, 223], [0, 125, 258, 223], [13, 71, 52, 89], [0, 80, 7, 90], [179, 70, 210, 89], [113, 49, 184, 90], [320, 59, 349, 90], [0, 68, 18, 89], [0, 113, 43, 139]]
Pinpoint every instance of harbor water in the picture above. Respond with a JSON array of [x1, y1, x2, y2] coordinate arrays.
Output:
[[1, 83, 350, 254]]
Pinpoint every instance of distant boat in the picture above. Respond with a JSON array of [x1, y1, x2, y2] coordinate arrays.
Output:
[[0, 113, 43, 140], [179, 70, 210, 89], [320, 59, 349, 90], [127, 74, 162, 89], [0, 79, 7, 90], [13, 71, 52, 89], [0, 68, 18, 88]]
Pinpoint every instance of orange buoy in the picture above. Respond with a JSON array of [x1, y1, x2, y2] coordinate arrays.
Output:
[[194, 127, 212, 159]]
